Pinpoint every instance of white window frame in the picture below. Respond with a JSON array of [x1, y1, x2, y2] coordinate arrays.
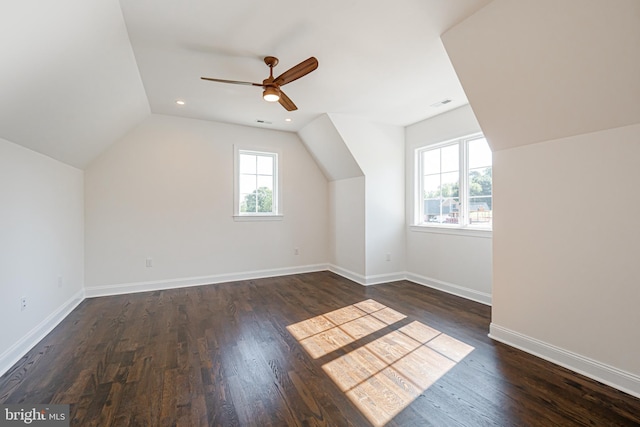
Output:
[[233, 145, 283, 221], [412, 133, 492, 236]]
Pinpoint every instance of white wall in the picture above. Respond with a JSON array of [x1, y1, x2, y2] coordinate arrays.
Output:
[[329, 177, 366, 279], [493, 124, 640, 389], [84, 114, 329, 294], [443, 0, 640, 396], [298, 114, 367, 281], [405, 106, 492, 304], [0, 138, 84, 374], [330, 114, 406, 282]]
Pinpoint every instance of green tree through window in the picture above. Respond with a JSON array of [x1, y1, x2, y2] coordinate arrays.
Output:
[[241, 186, 273, 213], [235, 148, 279, 217], [417, 135, 492, 228]]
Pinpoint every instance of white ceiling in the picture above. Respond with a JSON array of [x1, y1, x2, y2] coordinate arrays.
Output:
[[1, 0, 491, 168]]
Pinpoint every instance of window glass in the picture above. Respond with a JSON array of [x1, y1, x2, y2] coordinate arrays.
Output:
[[468, 137, 491, 169], [416, 134, 492, 229], [440, 144, 459, 173], [467, 138, 492, 227], [237, 150, 278, 215], [422, 150, 440, 174], [256, 155, 273, 175]]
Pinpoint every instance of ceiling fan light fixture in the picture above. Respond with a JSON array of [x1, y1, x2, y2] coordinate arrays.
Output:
[[263, 86, 280, 102], [202, 56, 317, 111]]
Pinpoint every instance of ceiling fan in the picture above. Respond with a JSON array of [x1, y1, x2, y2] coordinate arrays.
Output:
[[201, 56, 318, 111]]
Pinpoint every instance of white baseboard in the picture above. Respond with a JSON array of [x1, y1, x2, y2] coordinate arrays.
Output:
[[7, 270, 637, 403], [84, 264, 328, 297], [362, 272, 407, 285], [0, 289, 85, 378], [86, 264, 488, 306], [327, 264, 367, 284], [327, 266, 491, 305], [406, 272, 492, 306], [327, 265, 406, 286], [0, 267, 491, 381], [489, 323, 640, 399]]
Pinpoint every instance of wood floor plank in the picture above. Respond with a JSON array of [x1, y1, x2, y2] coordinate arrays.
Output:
[[0, 271, 638, 426]]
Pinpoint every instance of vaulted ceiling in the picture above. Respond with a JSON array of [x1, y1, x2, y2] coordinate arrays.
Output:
[[1, 0, 492, 168]]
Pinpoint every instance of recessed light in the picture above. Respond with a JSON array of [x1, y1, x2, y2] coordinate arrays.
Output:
[[176, 100, 185, 105], [285, 118, 292, 122]]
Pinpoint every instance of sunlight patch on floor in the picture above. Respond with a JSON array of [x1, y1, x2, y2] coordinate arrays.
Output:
[[287, 300, 474, 427], [286, 299, 406, 359]]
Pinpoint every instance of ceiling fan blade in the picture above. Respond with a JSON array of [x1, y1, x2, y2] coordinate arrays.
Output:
[[201, 77, 262, 87], [274, 57, 318, 86], [278, 90, 298, 111]]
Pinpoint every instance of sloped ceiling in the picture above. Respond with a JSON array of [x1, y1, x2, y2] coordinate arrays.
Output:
[[1, 0, 492, 168], [0, 0, 150, 169], [298, 114, 363, 181], [442, 0, 640, 152]]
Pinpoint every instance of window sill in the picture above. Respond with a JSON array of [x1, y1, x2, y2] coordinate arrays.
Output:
[[409, 224, 492, 238], [233, 214, 284, 222]]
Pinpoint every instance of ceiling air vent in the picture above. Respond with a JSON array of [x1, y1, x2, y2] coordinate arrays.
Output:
[[256, 120, 273, 125], [430, 99, 452, 108]]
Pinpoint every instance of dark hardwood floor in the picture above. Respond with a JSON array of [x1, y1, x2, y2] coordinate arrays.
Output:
[[1, 271, 638, 426]]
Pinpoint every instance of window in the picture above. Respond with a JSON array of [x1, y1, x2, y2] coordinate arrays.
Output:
[[234, 146, 281, 219], [416, 134, 492, 229]]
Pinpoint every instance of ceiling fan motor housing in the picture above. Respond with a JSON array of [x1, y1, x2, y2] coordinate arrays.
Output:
[[201, 55, 318, 111]]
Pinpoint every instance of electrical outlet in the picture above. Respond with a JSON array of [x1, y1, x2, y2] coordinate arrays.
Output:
[[20, 297, 27, 311], [294, 248, 299, 255], [146, 257, 153, 268], [57, 276, 63, 288], [386, 253, 391, 262]]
